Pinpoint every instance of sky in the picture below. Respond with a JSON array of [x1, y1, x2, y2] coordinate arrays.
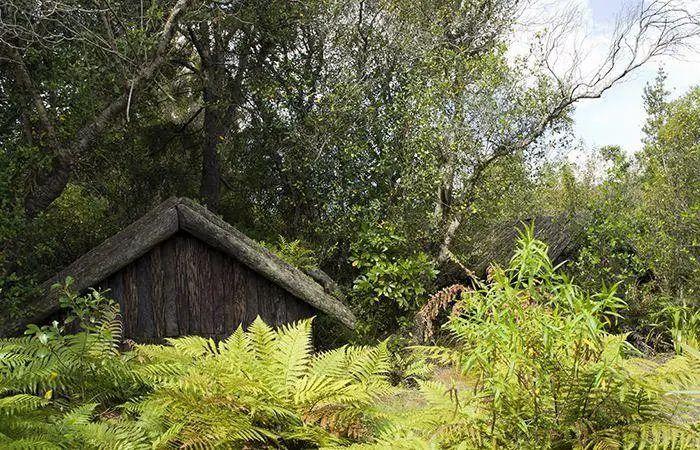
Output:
[[565, 1, 700, 156]]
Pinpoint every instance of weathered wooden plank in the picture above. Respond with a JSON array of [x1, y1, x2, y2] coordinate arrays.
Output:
[[135, 254, 155, 339], [150, 245, 164, 338], [209, 250, 226, 337], [243, 264, 259, 326], [161, 239, 179, 337], [192, 238, 214, 337], [269, 284, 283, 326], [105, 272, 124, 305], [177, 201, 356, 328], [187, 237, 203, 335], [256, 280, 273, 325], [221, 255, 235, 333], [274, 286, 288, 326], [174, 235, 190, 336], [122, 264, 138, 338], [230, 258, 247, 332]]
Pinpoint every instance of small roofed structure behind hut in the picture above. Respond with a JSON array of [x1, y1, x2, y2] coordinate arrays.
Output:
[[0, 198, 356, 341], [416, 216, 579, 343], [442, 216, 579, 282]]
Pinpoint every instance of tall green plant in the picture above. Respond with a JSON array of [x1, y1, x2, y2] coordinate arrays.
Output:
[[363, 227, 700, 449], [261, 235, 320, 271]]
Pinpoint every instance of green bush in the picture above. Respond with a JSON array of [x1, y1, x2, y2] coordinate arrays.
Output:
[[131, 319, 393, 447], [0, 288, 394, 448], [349, 223, 438, 339], [636, 86, 700, 298], [1, 184, 116, 318], [0, 287, 145, 449]]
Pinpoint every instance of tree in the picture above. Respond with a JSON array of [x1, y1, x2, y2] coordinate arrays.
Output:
[[0, 0, 194, 218], [638, 84, 700, 296], [431, 0, 700, 266], [1, 0, 698, 320]]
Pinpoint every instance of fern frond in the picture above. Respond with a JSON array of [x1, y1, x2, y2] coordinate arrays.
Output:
[[0, 394, 49, 415], [270, 319, 313, 393]]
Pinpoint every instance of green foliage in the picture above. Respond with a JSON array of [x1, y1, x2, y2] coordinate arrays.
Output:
[[363, 228, 700, 449], [130, 318, 394, 447], [349, 224, 438, 338], [2, 232, 699, 449], [0, 287, 395, 448], [261, 235, 320, 271], [571, 146, 648, 293], [637, 85, 700, 298], [1, 184, 116, 317], [646, 296, 700, 353], [1, 1, 698, 446], [539, 82, 700, 349], [0, 287, 146, 448]]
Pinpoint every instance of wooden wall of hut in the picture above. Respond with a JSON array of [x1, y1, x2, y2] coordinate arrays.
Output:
[[98, 232, 316, 341]]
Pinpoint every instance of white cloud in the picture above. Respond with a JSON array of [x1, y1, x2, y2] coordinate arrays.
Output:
[[573, 54, 700, 155]]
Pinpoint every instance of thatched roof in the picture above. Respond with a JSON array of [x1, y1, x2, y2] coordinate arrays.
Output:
[[0, 197, 356, 335], [464, 215, 578, 276]]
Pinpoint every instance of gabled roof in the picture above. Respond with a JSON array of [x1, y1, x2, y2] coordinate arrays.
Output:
[[0, 197, 356, 335], [436, 215, 580, 285]]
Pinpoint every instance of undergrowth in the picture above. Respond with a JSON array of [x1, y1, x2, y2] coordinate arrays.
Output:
[[0, 228, 698, 449]]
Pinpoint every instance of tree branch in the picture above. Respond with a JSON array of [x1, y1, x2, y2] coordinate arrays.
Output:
[[22, 0, 194, 217]]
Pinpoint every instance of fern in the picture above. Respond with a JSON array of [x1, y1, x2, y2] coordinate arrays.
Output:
[[260, 235, 319, 271], [127, 317, 393, 447], [0, 288, 148, 448]]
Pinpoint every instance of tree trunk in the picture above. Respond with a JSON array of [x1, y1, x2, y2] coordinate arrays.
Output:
[[24, 156, 73, 217], [437, 215, 462, 265], [195, 18, 249, 212], [200, 78, 223, 211]]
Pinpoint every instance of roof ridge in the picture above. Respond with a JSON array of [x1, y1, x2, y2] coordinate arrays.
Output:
[[0, 197, 356, 336]]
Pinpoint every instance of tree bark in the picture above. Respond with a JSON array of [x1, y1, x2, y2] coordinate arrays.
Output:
[[437, 215, 462, 264], [192, 16, 249, 212], [201, 75, 224, 211], [0, 44, 58, 148]]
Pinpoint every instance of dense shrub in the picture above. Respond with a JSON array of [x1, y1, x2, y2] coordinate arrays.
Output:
[[0, 185, 117, 318], [559, 87, 700, 349], [130, 319, 394, 448], [0, 288, 145, 448], [349, 224, 438, 339], [636, 86, 700, 298], [0, 288, 394, 448]]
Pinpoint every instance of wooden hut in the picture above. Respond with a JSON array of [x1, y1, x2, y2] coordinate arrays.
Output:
[[0, 197, 356, 340], [438, 215, 579, 283]]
